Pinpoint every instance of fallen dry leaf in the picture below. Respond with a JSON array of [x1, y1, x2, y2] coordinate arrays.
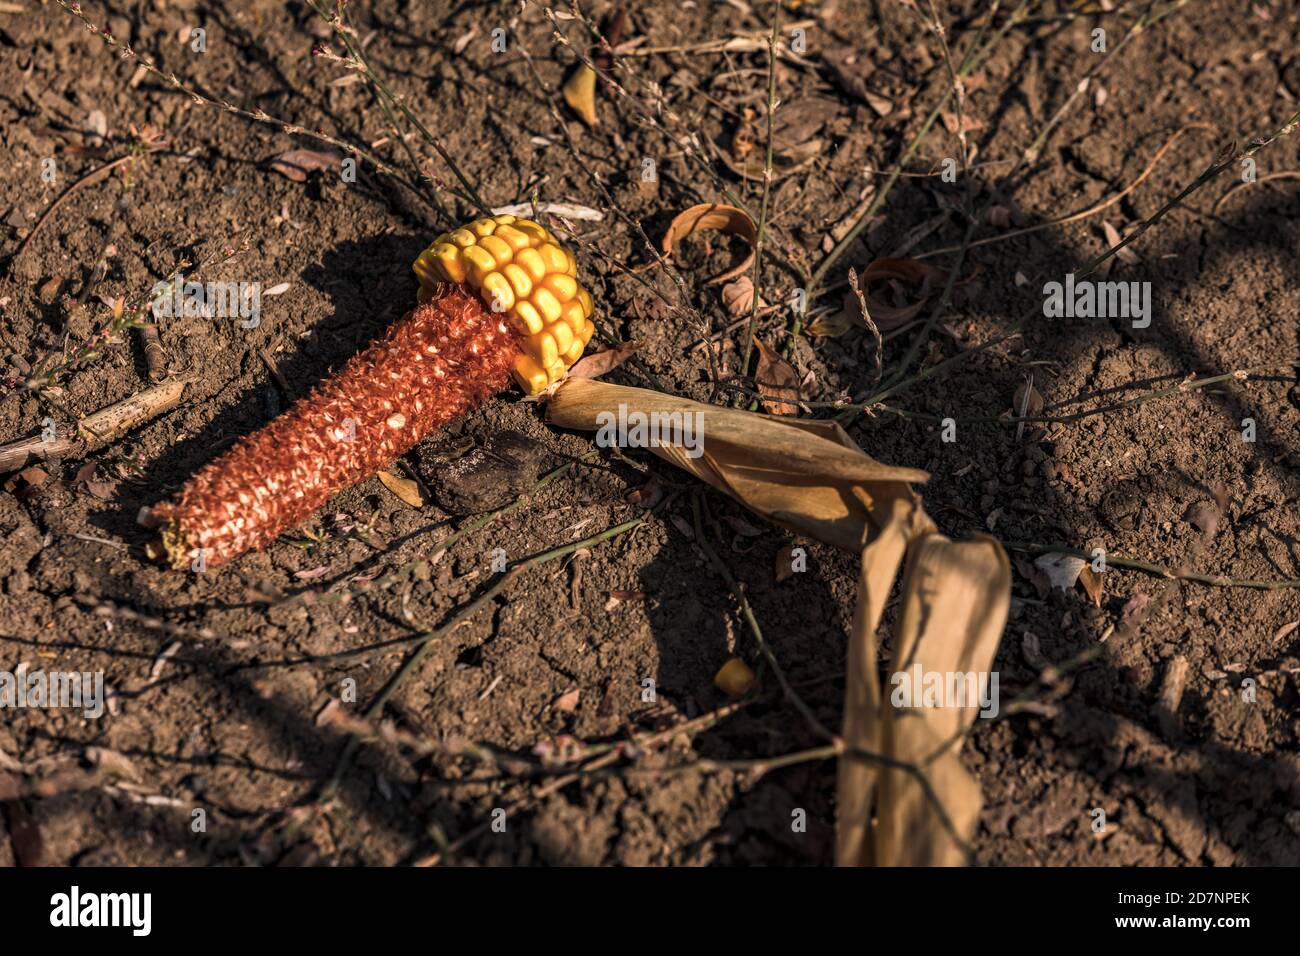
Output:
[[752, 336, 801, 415], [1102, 220, 1141, 265], [940, 112, 986, 135], [662, 203, 757, 285], [720, 276, 762, 316], [1013, 380, 1045, 418], [775, 543, 797, 583], [562, 63, 598, 126], [1034, 552, 1086, 591], [268, 149, 343, 182], [838, 258, 952, 331], [554, 688, 581, 713], [1079, 564, 1104, 607], [569, 341, 639, 380], [377, 470, 424, 507]]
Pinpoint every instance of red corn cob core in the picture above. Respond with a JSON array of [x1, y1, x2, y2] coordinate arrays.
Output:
[[151, 285, 520, 569]]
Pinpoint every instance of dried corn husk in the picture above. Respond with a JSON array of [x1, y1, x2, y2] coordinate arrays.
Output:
[[546, 376, 1010, 867]]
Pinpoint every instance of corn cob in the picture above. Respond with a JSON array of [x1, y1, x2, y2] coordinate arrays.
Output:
[[150, 218, 594, 570], [413, 214, 596, 394]]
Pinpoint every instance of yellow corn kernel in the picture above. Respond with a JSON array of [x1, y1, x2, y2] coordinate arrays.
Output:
[[563, 337, 585, 365], [531, 287, 563, 324], [526, 330, 558, 366], [561, 299, 586, 333], [512, 354, 548, 393], [492, 224, 531, 254], [538, 243, 569, 275], [714, 658, 756, 698], [541, 273, 578, 302], [551, 320, 574, 355], [513, 219, 550, 244], [501, 263, 533, 299], [578, 320, 595, 345], [461, 245, 498, 285], [577, 287, 594, 317], [413, 256, 438, 284], [563, 246, 577, 276], [449, 228, 477, 248], [431, 242, 466, 283], [511, 300, 544, 335], [469, 218, 497, 238], [492, 213, 517, 225], [545, 358, 567, 384], [480, 271, 515, 313], [478, 234, 514, 267], [515, 247, 547, 282]]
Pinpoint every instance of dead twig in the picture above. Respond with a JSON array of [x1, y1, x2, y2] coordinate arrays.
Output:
[[0, 378, 187, 473]]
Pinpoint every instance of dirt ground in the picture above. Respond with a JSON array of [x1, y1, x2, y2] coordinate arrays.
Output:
[[0, 0, 1297, 867]]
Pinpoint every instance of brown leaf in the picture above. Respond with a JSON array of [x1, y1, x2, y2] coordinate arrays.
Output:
[[268, 149, 344, 182], [554, 688, 581, 713], [720, 276, 761, 316], [4, 466, 50, 501], [804, 309, 855, 338], [1102, 220, 1141, 265], [569, 341, 639, 380], [37, 276, 62, 305], [752, 337, 801, 415], [1013, 555, 1051, 598], [377, 469, 424, 507], [562, 63, 598, 127], [662, 203, 757, 285], [775, 543, 796, 583], [1034, 552, 1086, 591], [85, 480, 117, 500], [624, 478, 663, 510], [1079, 564, 1104, 607], [1013, 380, 1045, 418], [940, 112, 985, 135], [838, 258, 952, 332]]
